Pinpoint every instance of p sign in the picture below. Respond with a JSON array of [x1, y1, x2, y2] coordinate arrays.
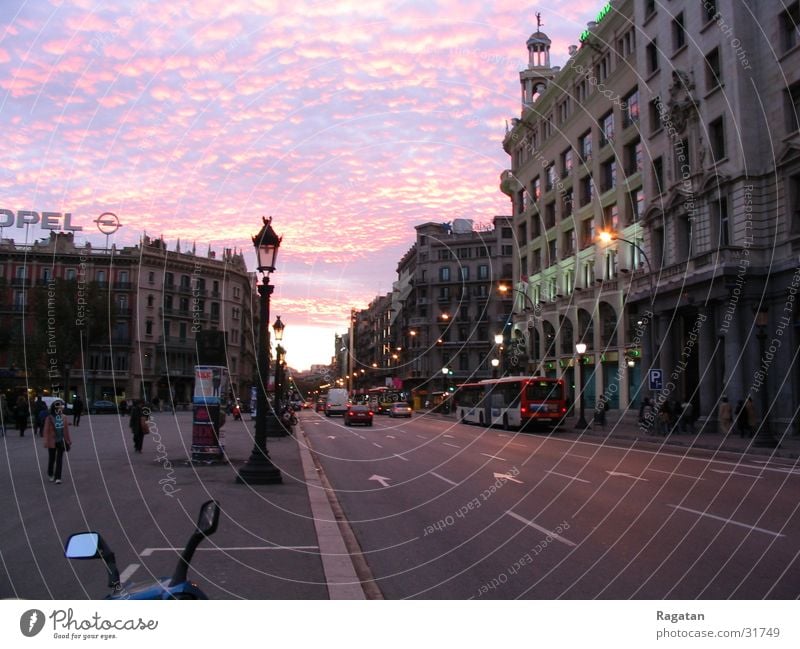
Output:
[[648, 369, 663, 391]]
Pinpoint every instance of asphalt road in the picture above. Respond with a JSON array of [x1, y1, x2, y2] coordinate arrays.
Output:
[[302, 410, 800, 599]]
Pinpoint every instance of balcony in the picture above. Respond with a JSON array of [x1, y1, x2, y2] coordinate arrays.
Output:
[[113, 281, 132, 290]]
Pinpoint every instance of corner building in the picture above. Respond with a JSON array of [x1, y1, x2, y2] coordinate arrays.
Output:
[[502, 0, 800, 432]]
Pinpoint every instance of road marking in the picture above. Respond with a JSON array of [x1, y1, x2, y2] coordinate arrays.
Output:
[[416, 435, 427, 440], [119, 563, 139, 582], [140, 545, 319, 557], [443, 434, 454, 438], [647, 468, 704, 480], [443, 442, 461, 449], [369, 474, 392, 487], [430, 472, 458, 486], [493, 472, 523, 484], [373, 442, 383, 448], [506, 511, 576, 547], [668, 505, 785, 538], [393, 454, 409, 462], [327, 435, 336, 439], [545, 470, 590, 484], [481, 453, 508, 461], [385, 435, 396, 439], [607, 471, 648, 482], [712, 469, 762, 479], [509, 442, 528, 448], [497, 433, 510, 437]]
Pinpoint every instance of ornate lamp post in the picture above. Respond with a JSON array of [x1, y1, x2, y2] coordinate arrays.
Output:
[[491, 357, 500, 379], [575, 342, 588, 429], [272, 316, 289, 436], [236, 217, 283, 485]]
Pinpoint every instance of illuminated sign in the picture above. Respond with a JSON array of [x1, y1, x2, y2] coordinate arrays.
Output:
[[579, 2, 613, 42], [0, 209, 82, 231]]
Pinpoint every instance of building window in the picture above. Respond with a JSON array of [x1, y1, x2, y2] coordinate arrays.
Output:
[[65, 268, 76, 280], [180, 274, 190, 288], [705, 47, 721, 91], [583, 260, 595, 287], [165, 295, 173, 310], [786, 80, 800, 133], [563, 229, 576, 256], [618, 29, 635, 59], [558, 98, 570, 124], [599, 111, 614, 147], [145, 320, 153, 335], [232, 307, 240, 320], [179, 322, 187, 340], [547, 238, 557, 262], [673, 12, 686, 51], [646, 39, 659, 74], [563, 188, 574, 217], [709, 116, 726, 161], [600, 158, 616, 193], [704, 0, 718, 23], [581, 218, 595, 249], [517, 222, 527, 246], [459, 266, 470, 281], [623, 87, 639, 128], [501, 245, 513, 256], [545, 202, 556, 229], [164, 321, 171, 339], [627, 189, 644, 224], [713, 196, 730, 247], [624, 138, 642, 176], [579, 130, 592, 162], [148, 271, 155, 284], [439, 267, 451, 281], [545, 165, 556, 192], [531, 176, 541, 201], [576, 77, 589, 103], [580, 175, 594, 206], [781, 2, 800, 53], [652, 156, 664, 194], [96, 270, 106, 284], [595, 53, 610, 82], [603, 204, 619, 231], [439, 286, 451, 300], [165, 272, 174, 287], [605, 250, 618, 280], [561, 148, 573, 178], [649, 98, 663, 134], [502, 227, 513, 238], [438, 249, 453, 260], [644, 0, 656, 18], [147, 294, 154, 307]]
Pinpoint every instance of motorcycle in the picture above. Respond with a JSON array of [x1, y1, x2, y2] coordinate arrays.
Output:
[[280, 404, 298, 428], [64, 500, 221, 599]]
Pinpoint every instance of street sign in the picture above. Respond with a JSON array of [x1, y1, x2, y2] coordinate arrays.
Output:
[[648, 369, 663, 391]]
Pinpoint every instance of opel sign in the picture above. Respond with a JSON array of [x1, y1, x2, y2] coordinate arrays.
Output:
[[0, 209, 82, 231]]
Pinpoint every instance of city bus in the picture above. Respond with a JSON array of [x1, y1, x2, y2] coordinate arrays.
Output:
[[454, 376, 567, 431], [366, 386, 404, 415]]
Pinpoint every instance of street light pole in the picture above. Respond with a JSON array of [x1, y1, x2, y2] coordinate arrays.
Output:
[[272, 316, 288, 437], [237, 217, 283, 485], [575, 342, 588, 429]]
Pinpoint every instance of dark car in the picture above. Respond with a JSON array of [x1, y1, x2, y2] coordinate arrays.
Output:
[[89, 400, 119, 414], [315, 399, 326, 413], [388, 402, 413, 418], [344, 405, 373, 426]]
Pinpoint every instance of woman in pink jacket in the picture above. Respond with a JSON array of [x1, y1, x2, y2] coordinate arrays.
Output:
[[43, 401, 72, 484]]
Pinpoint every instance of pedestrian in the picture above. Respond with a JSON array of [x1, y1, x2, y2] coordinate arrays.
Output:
[[0, 394, 10, 437], [72, 395, 84, 426], [640, 398, 655, 432], [43, 400, 71, 484], [15, 394, 29, 436], [33, 395, 48, 436], [129, 399, 145, 453], [735, 399, 748, 437], [594, 398, 608, 429], [718, 396, 732, 435], [744, 396, 756, 438]]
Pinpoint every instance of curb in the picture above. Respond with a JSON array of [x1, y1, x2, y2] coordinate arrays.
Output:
[[296, 422, 382, 600]]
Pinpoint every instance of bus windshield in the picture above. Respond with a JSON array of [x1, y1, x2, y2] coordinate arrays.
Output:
[[526, 380, 563, 401]]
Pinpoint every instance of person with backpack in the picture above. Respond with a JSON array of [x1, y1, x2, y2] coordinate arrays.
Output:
[[72, 395, 84, 426], [33, 396, 48, 437]]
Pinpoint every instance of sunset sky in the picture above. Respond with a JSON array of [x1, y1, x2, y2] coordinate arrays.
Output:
[[1, 0, 601, 370]]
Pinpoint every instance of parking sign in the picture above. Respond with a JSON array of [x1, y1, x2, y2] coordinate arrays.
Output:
[[648, 369, 663, 391]]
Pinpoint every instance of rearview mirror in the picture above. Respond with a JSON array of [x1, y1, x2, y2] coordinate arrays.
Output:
[[196, 500, 220, 536], [64, 532, 101, 559]]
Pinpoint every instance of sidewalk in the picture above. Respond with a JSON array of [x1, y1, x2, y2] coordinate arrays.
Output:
[[423, 409, 800, 460]]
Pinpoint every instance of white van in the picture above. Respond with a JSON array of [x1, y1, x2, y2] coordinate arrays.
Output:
[[325, 389, 349, 417]]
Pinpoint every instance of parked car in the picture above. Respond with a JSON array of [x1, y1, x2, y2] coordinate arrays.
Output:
[[388, 402, 413, 418], [89, 400, 119, 414], [344, 405, 373, 426]]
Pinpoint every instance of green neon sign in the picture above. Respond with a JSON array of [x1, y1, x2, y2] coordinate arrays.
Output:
[[579, 2, 613, 42]]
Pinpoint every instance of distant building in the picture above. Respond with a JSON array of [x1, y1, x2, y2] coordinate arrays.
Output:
[[0, 232, 257, 406]]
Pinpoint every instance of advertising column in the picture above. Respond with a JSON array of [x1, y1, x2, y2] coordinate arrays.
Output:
[[191, 365, 229, 463]]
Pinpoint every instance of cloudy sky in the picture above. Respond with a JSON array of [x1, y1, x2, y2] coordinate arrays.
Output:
[[1, 0, 600, 370]]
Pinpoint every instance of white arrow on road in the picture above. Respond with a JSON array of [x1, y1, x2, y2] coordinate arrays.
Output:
[[327, 436, 336, 439], [385, 435, 396, 439], [606, 471, 648, 482], [493, 472, 523, 484], [369, 475, 392, 487]]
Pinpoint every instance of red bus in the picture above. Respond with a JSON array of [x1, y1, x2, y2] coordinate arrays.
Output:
[[454, 376, 567, 430]]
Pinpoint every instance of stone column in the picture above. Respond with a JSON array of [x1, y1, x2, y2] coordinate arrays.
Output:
[[696, 305, 717, 420]]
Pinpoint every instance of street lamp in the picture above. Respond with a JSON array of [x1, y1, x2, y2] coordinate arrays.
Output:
[[599, 230, 656, 398], [753, 307, 777, 448], [272, 315, 289, 436], [236, 216, 283, 485], [575, 342, 588, 429], [491, 357, 500, 379]]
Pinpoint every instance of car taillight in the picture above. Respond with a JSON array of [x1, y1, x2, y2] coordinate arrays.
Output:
[[368, 411, 374, 416], [348, 411, 354, 416], [521, 406, 526, 413]]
